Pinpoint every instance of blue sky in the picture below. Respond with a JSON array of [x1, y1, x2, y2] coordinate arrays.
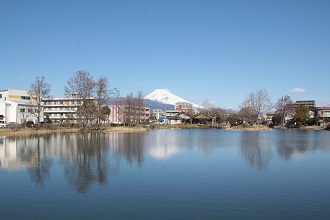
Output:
[[1, 0, 329, 109]]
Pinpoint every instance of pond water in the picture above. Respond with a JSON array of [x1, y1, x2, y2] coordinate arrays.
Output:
[[1, 129, 330, 219]]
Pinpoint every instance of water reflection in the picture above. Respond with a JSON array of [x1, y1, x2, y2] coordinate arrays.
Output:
[[275, 130, 330, 161], [240, 131, 273, 170], [148, 130, 181, 160], [27, 136, 52, 186], [1, 130, 330, 193], [62, 133, 110, 193]]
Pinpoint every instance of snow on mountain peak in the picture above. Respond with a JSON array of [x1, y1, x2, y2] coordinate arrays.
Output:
[[145, 89, 200, 108]]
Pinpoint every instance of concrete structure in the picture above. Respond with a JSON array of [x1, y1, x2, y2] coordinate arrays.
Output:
[[152, 109, 164, 121], [284, 100, 316, 122], [42, 94, 94, 124], [263, 113, 275, 125], [0, 89, 41, 124], [109, 105, 150, 124], [175, 102, 193, 114], [316, 107, 330, 122], [164, 110, 190, 124]]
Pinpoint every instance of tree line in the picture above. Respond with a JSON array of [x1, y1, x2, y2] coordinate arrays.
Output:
[[27, 70, 144, 130], [199, 90, 320, 128], [27, 71, 320, 130]]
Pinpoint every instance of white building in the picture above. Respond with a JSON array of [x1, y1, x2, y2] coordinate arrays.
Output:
[[42, 94, 95, 124], [0, 89, 41, 124]]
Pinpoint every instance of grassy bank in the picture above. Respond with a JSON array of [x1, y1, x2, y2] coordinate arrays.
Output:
[[147, 124, 272, 130], [0, 127, 80, 137], [1, 124, 327, 137], [0, 126, 147, 137], [226, 125, 270, 130]]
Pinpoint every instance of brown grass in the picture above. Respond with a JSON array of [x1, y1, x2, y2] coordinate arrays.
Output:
[[0, 126, 147, 137], [225, 125, 270, 131]]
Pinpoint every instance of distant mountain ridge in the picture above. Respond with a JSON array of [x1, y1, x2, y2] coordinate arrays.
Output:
[[143, 99, 174, 111], [107, 98, 174, 112], [107, 89, 200, 112], [145, 89, 201, 108]]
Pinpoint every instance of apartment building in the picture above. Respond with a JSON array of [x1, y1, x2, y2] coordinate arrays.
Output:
[[109, 104, 150, 124], [0, 89, 41, 124], [175, 102, 193, 114], [42, 94, 94, 124]]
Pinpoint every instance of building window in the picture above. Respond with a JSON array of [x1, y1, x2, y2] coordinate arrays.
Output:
[[21, 96, 31, 100], [20, 108, 25, 113], [28, 109, 33, 113]]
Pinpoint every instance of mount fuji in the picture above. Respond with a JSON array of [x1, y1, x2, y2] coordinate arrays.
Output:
[[145, 89, 201, 108]]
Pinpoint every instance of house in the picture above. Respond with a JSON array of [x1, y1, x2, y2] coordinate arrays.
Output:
[[193, 114, 213, 124], [282, 100, 316, 122], [263, 113, 274, 125], [165, 110, 183, 118], [167, 113, 190, 124], [0, 89, 42, 124], [152, 109, 164, 122], [316, 107, 330, 122]]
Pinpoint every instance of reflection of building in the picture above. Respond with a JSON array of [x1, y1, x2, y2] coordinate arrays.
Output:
[[42, 94, 95, 124], [109, 105, 150, 124], [0, 89, 41, 124], [0, 137, 31, 170]]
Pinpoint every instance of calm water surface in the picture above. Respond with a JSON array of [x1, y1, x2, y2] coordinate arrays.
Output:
[[1, 129, 330, 219]]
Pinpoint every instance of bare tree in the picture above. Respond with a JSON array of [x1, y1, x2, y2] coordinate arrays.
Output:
[[28, 76, 51, 123], [274, 95, 293, 126], [65, 70, 95, 100], [112, 88, 123, 125], [122, 90, 145, 126], [134, 89, 145, 124], [200, 107, 227, 124], [202, 99, 215, 109], [239, 89, 272, 125], [123, 92, 134, 126], [64, 71, 96, 130], [95, 76, 111, 127]]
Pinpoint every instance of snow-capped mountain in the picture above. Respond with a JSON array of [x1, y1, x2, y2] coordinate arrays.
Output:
[[145, 89, 201, 108]]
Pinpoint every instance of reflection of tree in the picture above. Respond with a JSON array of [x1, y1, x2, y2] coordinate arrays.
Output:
[[118, 132, 144, 167], [276, 130, 309, 160], [240, 131, 272, 170], [277, 135, 294, 160], [63, 133, 110, 193], [28, 158, 51, 186], [21, 136, 52, 186]]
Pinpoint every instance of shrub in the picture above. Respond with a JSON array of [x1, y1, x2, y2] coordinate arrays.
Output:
[[7, 123, 22, 131]]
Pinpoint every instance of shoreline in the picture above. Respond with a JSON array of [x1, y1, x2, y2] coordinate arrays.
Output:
[[0, 124, 327, 137], [0, 126, 147, 137]]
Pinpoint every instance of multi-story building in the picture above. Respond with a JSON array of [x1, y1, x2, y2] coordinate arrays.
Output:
[[284, 100, 316, 121], [0, 89, 41, 124], [316, 107, 330, 121], [175, 102, 193, 114], [42, 94, 95, 124], [109, 105, 150, 124]]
